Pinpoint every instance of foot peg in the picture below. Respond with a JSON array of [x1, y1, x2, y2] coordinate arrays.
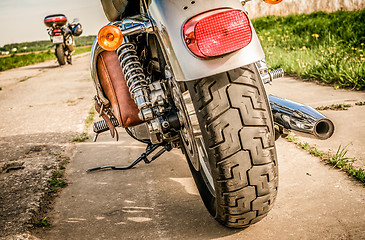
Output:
[[269, 68, 284, 81], [92, 118, 119, 142]]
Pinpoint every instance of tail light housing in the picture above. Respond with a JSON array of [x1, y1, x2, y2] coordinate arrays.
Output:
[[183, 8, 252, 59]]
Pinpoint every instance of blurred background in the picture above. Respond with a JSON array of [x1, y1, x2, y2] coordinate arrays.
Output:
[[0, 0, 107, 46], [0, 0, 364, 90], [245, 0, 365, 18]]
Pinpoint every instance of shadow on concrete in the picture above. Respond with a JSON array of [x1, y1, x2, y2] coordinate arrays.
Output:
[[31, 137, 245, 239], [27, 65, 59, 70]]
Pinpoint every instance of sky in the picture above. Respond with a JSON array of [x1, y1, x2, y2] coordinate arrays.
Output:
[[0, 0, 109, 46]]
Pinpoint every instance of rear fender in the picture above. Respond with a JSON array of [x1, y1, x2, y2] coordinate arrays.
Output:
[[146, 0, 265, 81]]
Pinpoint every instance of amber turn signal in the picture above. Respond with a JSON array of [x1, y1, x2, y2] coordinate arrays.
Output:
[[264, 0, 282, 4], [97, 25, 123, 51]]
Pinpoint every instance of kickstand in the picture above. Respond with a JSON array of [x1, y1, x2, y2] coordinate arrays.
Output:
[[86, 143, 168, 173]]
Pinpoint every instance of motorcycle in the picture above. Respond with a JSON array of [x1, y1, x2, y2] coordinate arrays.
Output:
[[89, 0, 334, 228], [44, 14, 83, 65]]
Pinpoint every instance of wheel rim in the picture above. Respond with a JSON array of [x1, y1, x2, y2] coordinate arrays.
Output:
[[167, 68, 215, 196], [196, 137, 215, 195], [172, 85, 215, 196]]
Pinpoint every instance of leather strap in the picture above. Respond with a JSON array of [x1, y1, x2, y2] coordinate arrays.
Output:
[[95, 100, 119, 141]]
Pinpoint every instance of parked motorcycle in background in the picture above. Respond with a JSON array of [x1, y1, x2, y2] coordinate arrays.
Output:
[[44, 14, 83, 65], [88, 0, 334, 228]]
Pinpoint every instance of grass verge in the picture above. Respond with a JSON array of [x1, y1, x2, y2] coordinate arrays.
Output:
[[0, 46, 92, 72], [315, 102, 365, 111], [48, 170, 68, 193], [253, 10, 365, 90], [286, 134, 365, 184], [31, 153, 70, 227], [32, 217, 51, 228], [72, 107, 96, 142], [315, 103, 352, 111]]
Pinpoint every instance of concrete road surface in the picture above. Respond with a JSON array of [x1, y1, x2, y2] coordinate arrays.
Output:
[[35, 133, 365, 240], [0, 53, 364, 239]]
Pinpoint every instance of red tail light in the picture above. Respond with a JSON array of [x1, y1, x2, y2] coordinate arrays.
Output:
[[183, 8, 252, 58], [53, 28, 62, 36], [44, 16, 67, 23]]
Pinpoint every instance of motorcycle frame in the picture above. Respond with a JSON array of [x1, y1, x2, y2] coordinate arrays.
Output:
[[89, 0, 268, 169], [90, 0, 335, 173]]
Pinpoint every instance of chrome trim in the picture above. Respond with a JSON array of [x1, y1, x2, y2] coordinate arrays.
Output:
[[119, 19, 153, 36], [90, 38, 109, 105], [256, 60, 284, 84], [269, 68, 284, 82], [256, 60, 271, 84], [269, 95, 335, 140]]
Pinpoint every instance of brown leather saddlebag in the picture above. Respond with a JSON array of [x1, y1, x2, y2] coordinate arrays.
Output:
[[95, 50, 144, 138]]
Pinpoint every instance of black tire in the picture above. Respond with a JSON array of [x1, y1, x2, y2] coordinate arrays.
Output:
[[185, 63, 278, 228], [55, 45, 66, 66]]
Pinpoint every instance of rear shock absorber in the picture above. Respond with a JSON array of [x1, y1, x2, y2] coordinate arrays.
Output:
[[116, 42, 153, 121]]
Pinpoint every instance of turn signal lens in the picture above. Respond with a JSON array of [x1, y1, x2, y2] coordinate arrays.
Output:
[[264, 0, 282, 4], [97, 25, 123, 51]]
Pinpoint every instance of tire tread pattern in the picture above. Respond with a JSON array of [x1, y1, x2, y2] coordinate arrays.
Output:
[[188, 64, 278, 228]]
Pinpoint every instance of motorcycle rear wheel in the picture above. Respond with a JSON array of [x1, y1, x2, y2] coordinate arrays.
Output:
[[185, 64, 278, 228], [55, 45, 66, 66]]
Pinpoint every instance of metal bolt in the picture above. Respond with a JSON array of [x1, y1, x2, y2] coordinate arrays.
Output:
[[162, 121, 169, 129]]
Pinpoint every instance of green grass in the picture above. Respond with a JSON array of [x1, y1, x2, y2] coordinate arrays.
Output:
[[72, 132, 89, 142], [286, 135, 365, 183], [32, 217, 51, 228], [0, 46, 92, 72], [71, 107, 95, 142], [253, 10, 365, 90], [0, 35, 95, 53], [0, 51, 55, 71], [48, 170, 68, 193], [74, 46, 92, 55], [315, 103, 352, 111], [315, 102, 365, 110]]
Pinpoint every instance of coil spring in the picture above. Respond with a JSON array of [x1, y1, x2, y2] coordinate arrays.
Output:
[[116, 43, 149, 95], [93, 117, 119, 134]]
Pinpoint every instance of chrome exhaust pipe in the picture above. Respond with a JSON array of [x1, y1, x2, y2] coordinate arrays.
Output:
[[269, 95, 334, 140]]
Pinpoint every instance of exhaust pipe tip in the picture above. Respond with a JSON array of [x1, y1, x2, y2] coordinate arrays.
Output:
[[313, 119, 335, 140]]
